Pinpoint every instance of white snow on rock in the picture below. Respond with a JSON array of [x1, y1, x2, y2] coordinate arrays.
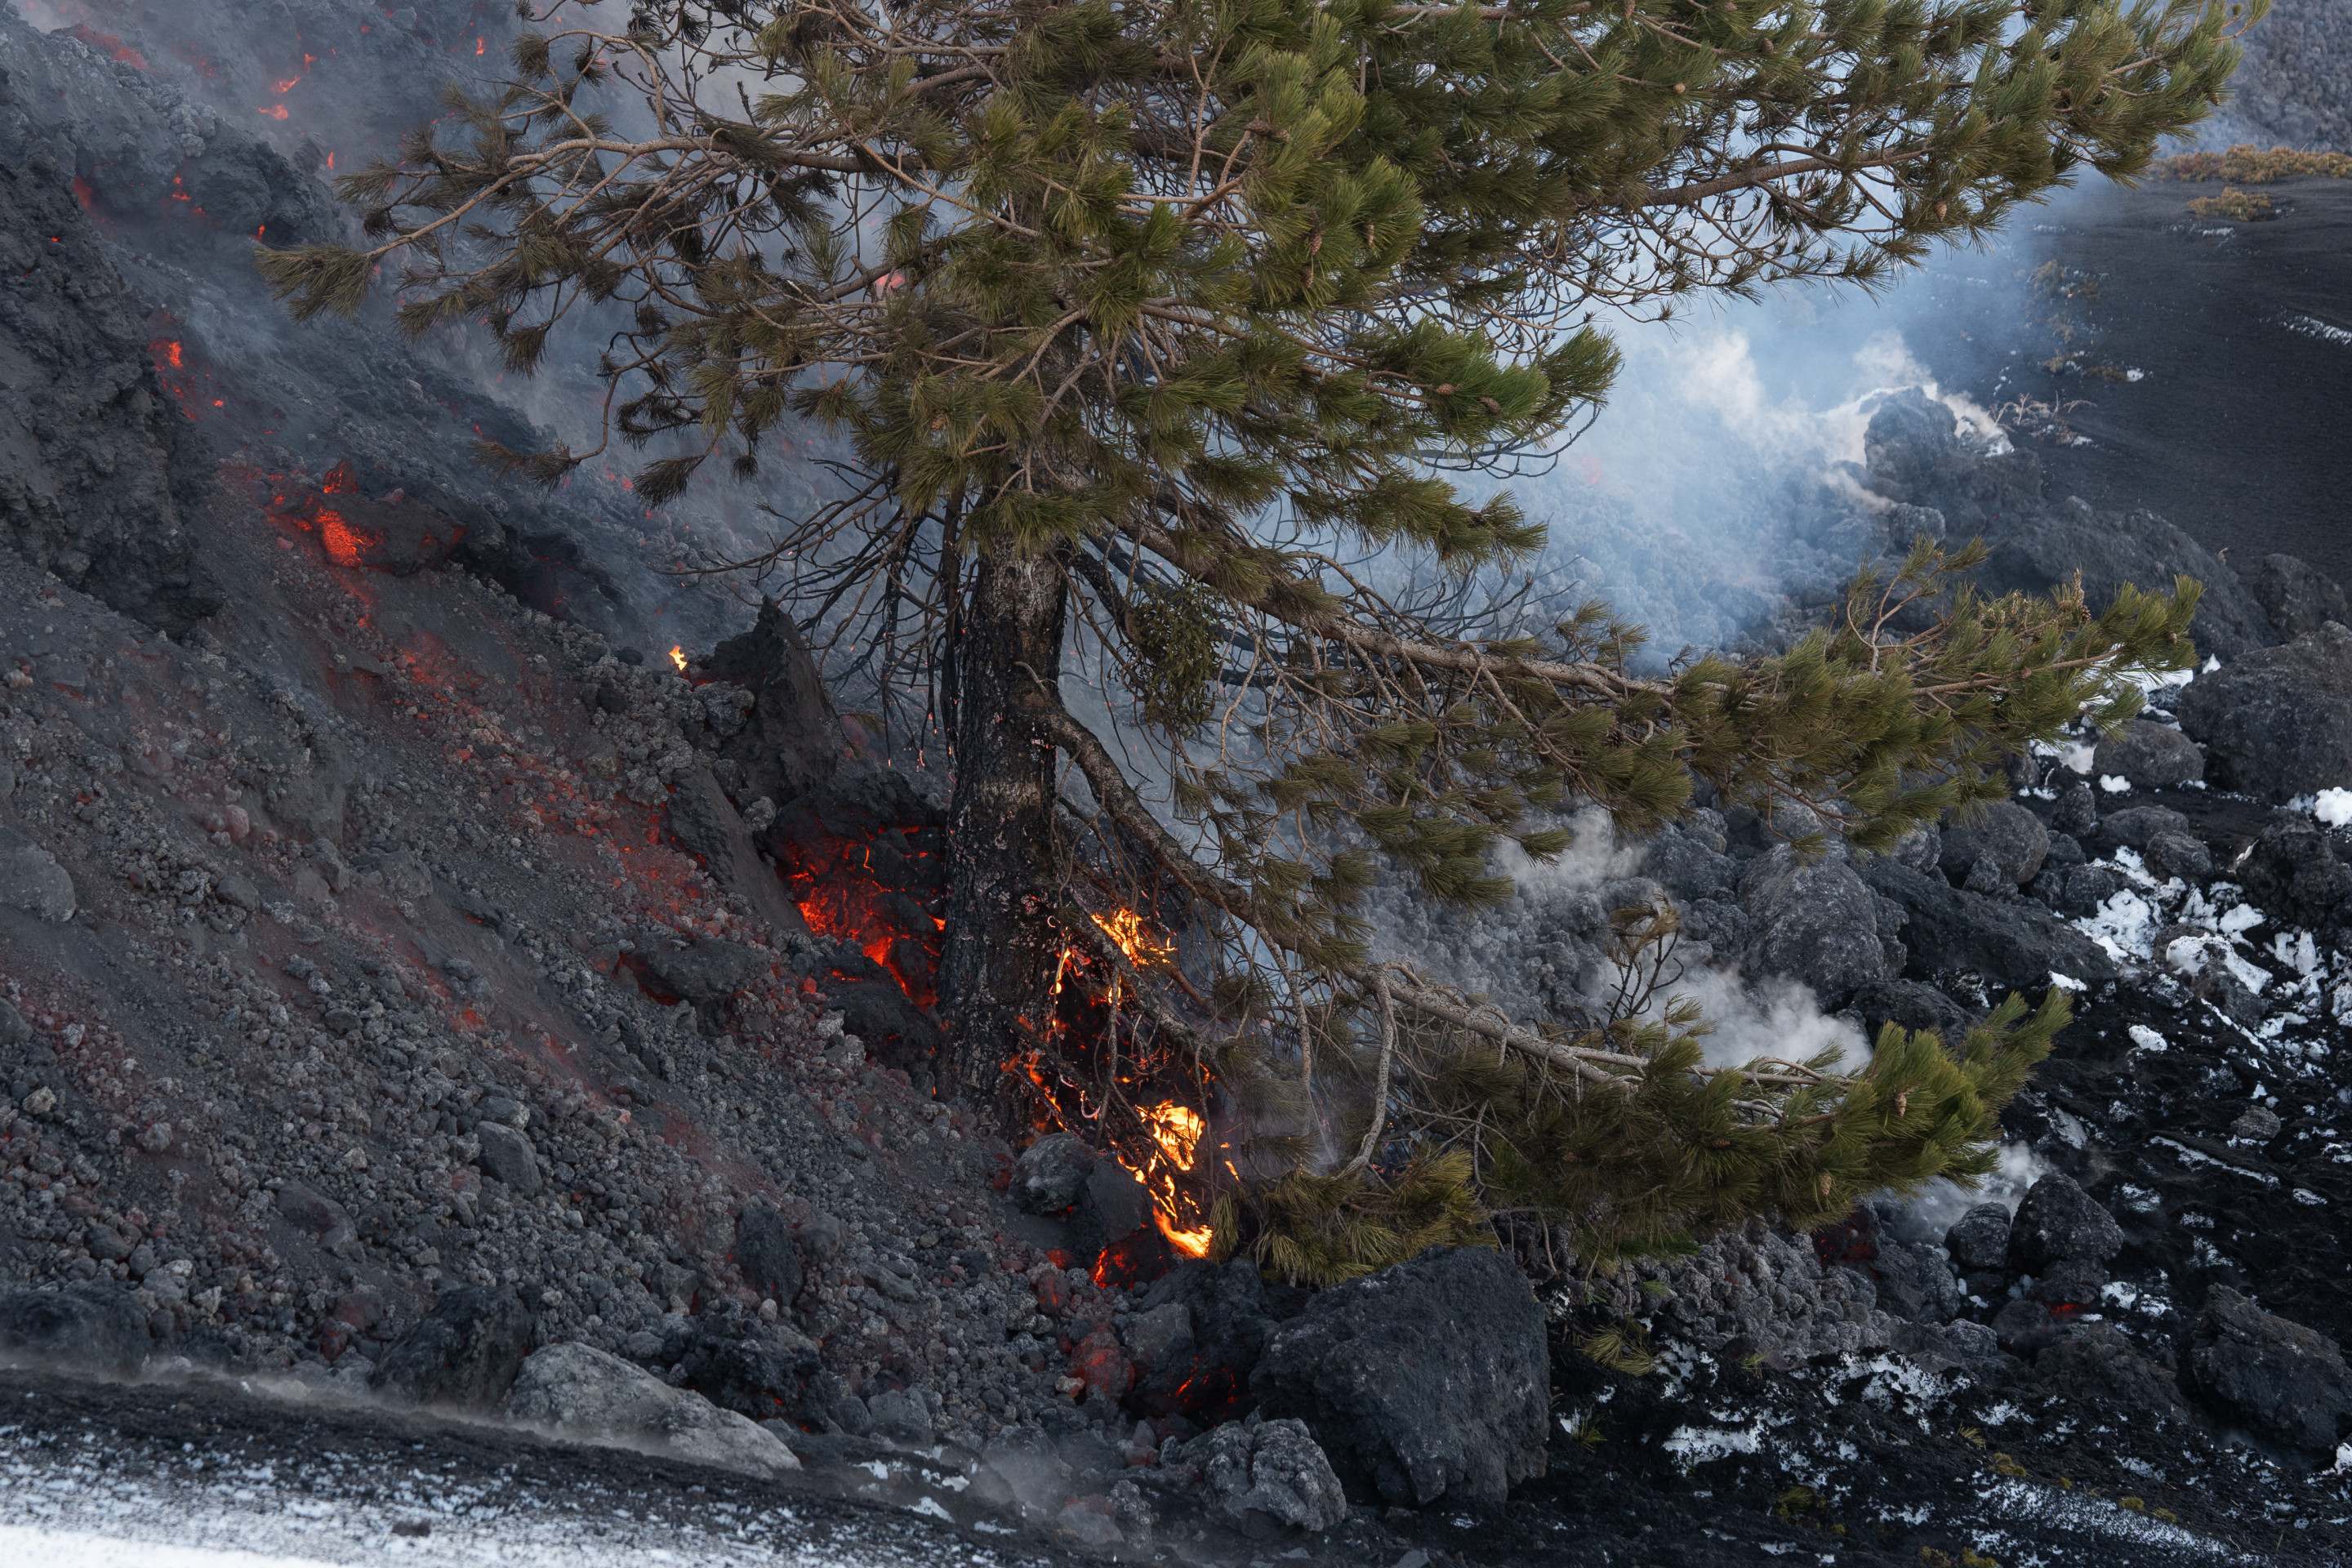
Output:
[[2311, 787, 2352, 828]]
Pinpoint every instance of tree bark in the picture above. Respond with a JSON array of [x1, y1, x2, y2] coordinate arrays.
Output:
[[938, 546, 1071, 1120]]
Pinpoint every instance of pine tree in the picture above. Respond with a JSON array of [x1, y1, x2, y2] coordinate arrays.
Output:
[[264, 0, 2257, 1278]]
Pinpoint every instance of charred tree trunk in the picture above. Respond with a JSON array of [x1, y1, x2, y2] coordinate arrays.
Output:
[[939, 546, 1071, 1120]]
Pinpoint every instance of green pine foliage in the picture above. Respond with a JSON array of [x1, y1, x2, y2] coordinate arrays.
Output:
[[262, 0, 2258, 1281]]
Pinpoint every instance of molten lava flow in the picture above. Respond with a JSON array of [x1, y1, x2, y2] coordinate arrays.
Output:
[[315, 509, 377, 568], [668, 645, 688, 673]]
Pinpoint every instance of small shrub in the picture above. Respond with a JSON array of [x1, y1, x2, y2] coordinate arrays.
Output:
[[2155, 145, 2352, 183], [2185, 187, 2278, 222]]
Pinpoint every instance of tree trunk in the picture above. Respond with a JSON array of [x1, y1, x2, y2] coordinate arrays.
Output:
[[939, 546, 1071, 1120]]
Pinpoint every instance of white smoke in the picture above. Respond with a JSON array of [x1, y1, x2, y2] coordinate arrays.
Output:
[[1645, 964, 1872, 1075]]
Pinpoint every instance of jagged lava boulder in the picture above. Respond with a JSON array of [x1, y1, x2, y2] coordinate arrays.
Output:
[[2006, 1174, 2123, 1274], [368, 1286, 537, 1410], [2187, 1287, 2352, 1457], [1254, 1246, 1548, 1508], [1162, 1413, 1349, 1535], [2176, 623, 2352, 800]]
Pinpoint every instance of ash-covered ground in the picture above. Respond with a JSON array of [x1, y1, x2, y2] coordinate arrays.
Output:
[[5, 5, 2352, 1566]]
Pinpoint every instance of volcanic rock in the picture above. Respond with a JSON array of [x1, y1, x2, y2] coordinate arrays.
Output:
[[472, 1122, 543, 1196], [1943, 1202, 2013, 1276], [699, 599, 844, 805], [2175, 623, 2352, 800], [2006, 1174, 2123, 1272], [1255, 1246, 1548, 1508], [1736, 845, 1899, 1007], [0, 828, 78, 921], [1848, 979, 1976, 1045], [0, 1284, 150, 1374], [632, 937, 769, 1009], [2034, 1322, 2189, 1423], [1936, 800, 2050, 889], [663, 1311, 861, 1431], [2187, 1287, 2352, 1456], [2143, 828, 2213, 884], [1858, 857, 2115, 990], [865, 1387, 935, 1445], [1070, 1160, 1153, 1259], [2091, 720, 2206, 791], [2093, 804, 2194, 853], [274, 1182, 357, 1252], [2243, 553, 2351, 643], [507, 1341, 800, 1477], [1129, 1258, 1281, 1414], [1162, 1413, 1349, 1535], [1010, 1133, 1098, 1216], [369, 1286, 537, 1410], [2235, 811, 2352, 931], [732, 1201, 804, 1307]]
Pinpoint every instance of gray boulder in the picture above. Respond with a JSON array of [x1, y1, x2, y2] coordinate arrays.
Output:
[[1737, 847, 1898, 1007], [2244, 554, 2351, 644], [473, 1121, 543, 1196], [2007, 1174, 2123, 1272], [1163, 1413, 1349, 1535], [507, 1342, 800, 1477], [370, 1286, 537, 1409], [2176, 624, 2352, 800], [2095, 804, 2194, 853], [1256, 1247, 1548, 1507], [2092, 721, 2205, 791], [1938, 800, 2050, 889], [0, 828, 76, 921], [2187, 1288, 2352, 1456]]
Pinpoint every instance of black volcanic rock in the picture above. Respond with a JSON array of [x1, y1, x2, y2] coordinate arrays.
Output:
[[2007, 1174, 2123, 1273], [1009, 1133, 1098, 1216], [733, 1202, 804, 1307], [2176, 624, 2352, 800], [2244, 554, 2351, 644], [702, 599, 845, 807], [1857, 857, 2114, 990], [2188, 1287, 2352, 1457], [1256, 1247, 1548, 1508], [1943, 1203, 2013, 1276], [369, 1287, 538, 1410], [2236, 811, 2352, 933]]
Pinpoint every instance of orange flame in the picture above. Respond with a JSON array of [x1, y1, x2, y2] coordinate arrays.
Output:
[[1129, 1101, 1214, 1258], [667, 645, 688, 673]]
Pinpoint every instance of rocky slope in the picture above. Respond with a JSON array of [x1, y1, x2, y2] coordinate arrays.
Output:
[[3, 6, 2352, 1567]]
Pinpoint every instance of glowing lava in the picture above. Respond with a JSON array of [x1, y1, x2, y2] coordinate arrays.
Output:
[[668, 645, 688, 673]]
